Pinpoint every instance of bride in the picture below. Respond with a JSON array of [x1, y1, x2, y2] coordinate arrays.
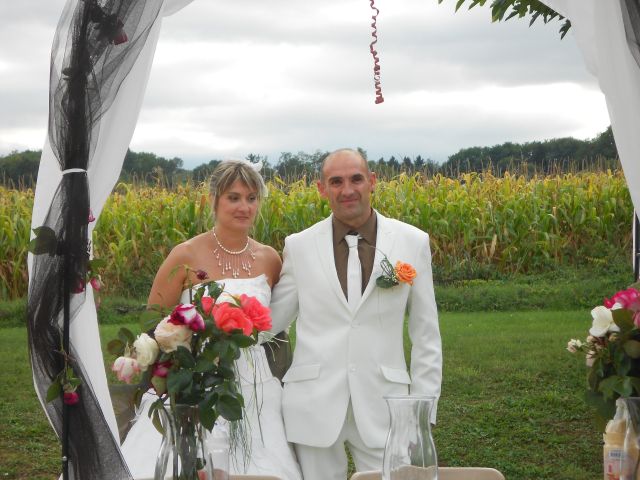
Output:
[[121, 160, 302, 480]]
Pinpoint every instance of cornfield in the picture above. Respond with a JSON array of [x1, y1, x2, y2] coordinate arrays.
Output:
[[0, 170, 632, 300]]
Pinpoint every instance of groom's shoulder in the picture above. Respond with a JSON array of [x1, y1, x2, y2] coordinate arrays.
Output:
[[381, 215, 429, 241], [285, 216, 330, 243]]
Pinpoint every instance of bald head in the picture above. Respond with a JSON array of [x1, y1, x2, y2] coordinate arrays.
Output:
[[320, 148, 369, 181]]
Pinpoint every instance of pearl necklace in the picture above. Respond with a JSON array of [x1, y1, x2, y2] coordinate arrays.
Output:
[[211, 228, 256, 278]]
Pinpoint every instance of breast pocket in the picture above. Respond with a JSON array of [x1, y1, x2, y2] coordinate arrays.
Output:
[[380, 365, 411, 385], [282, 364, 321, 383]]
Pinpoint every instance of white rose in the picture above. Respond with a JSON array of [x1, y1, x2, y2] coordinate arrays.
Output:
[[154, 317, 193, 353], [566, 339, 583, 353], [112, 356, 140, 383], [133, 333, 160, 370], [589, 306, 619, 337]]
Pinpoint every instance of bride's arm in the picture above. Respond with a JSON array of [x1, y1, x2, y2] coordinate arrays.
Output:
[[147, 243, 191, 309]]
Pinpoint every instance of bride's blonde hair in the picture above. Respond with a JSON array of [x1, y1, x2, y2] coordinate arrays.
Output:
[[209, 160, 267, 210]]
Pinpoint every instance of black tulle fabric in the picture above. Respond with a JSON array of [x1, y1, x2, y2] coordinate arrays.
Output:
[[622, 0, 640, 68], [27, 1, 164, 478]]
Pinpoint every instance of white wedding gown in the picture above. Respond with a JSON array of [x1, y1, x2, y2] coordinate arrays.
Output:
[[121, 274, 302, 479]]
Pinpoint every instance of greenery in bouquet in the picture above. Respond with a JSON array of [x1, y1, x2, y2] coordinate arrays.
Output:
[[568, 285, 640, 420], [109, 269, 272, 432]]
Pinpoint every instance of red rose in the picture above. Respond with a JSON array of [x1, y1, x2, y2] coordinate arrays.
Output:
[[239, 294, 272, 331], [212, 302, 253, 335], [200, 296, 214, 316]]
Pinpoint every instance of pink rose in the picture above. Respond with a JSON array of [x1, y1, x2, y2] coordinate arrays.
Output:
[[63, 391, 80, 405], [201, 296, 214, 316], [239, 294, 272, 331], [170, 304, 205, 332], [90, 276, 102, 292], [112, 356, 141, 383], [88, 209, 95, 223], [604, 288, 640, 310], [152, 361, 172, 378], [154, 317, 193, 353], [212, 302, 253, 335]]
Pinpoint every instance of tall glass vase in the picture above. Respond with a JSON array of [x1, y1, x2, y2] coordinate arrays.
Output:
[[154, 404, 216, 480], [382, 395, 438, 480]]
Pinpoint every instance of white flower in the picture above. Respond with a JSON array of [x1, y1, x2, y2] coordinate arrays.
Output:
[[112, 356, 140, 383], [566, 339, 583, 353], [154, 317, 193, 353], [133, 333, 159, 370], [589, 306, 620, 337]]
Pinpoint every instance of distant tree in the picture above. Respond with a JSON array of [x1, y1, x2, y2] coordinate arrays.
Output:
[[192, 160, 221, 184], [0, 150, 41, 187], [120, 149, 186, 184]]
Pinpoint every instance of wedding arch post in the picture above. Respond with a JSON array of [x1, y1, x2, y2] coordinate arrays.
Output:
[[27, 1, 194, 478]]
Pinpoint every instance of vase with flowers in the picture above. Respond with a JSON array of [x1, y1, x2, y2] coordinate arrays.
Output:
[[109, 274, 271, 480]]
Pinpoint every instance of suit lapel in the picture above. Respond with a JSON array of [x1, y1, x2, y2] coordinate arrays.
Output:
[[314, 215, 351, 311], [356, 212, 396, 312]]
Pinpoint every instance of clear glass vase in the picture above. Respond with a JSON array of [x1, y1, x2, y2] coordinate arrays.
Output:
[[382, 395, 438, 480], [154, 404, 216, 480]]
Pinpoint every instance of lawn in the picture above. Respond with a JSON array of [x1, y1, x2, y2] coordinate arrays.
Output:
[[0, 310, 599, 480]]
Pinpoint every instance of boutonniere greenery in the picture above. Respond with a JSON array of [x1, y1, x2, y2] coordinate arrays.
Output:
[[376, 256, 417, 288]]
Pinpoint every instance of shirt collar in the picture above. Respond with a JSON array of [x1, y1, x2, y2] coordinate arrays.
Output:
[[332, 210, 377, 245]]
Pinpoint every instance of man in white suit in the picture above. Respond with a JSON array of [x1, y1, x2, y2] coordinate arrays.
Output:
[[270, 149, 442, 480]]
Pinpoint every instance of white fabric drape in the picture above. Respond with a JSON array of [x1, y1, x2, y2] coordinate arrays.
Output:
[[541, 0, 640, 212], [29, 0, 195, 444]]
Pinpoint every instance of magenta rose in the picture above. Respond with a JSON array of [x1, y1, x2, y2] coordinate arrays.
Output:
[[604, 288, 640, 310], [170, 304, 205, 332], [239, 294, 272, 331], [212, 302, 253, 335], [152, 361, 172, 378], [90, 276, 102, 292], [63, 391, 80, 405]]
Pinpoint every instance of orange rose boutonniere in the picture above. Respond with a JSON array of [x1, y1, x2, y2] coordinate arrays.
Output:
[[376, 257, 417, 288]]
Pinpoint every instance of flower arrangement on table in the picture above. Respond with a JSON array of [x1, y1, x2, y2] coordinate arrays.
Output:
[[109, 273, 272, 432], [567, 286, 640, 419]]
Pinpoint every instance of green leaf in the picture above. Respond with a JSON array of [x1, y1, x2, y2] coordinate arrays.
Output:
[[199, 394, 218, 431], [194, 357, 216, 373], [376, 276, 397, 289], [107, 339, 125, 356], [217, 393, 243, 421], [151, 376, 167, 396], [230, 333, 256, 348], [167, 370, 193, 395], [151, 405, 164, 435], [212, 339, 230, 358], [612, 309, 634, 333], [624, 339, 640, 359], [117, 327, 135, 346], [46, 381, 62, 403], [174, 346, 196, 369], [29, 226, 57, 255]]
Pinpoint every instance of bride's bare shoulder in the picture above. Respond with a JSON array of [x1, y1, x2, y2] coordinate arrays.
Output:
[[166, 233, 209, 267]]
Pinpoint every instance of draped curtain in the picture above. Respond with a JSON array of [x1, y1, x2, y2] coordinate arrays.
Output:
[[540, 0, 640, 213], [28, 1, 193, 478]]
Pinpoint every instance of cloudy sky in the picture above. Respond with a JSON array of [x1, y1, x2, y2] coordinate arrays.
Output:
[[1, 0, 610, 168]]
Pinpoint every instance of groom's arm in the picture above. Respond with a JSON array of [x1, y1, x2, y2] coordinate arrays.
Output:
[[407, 232, 442, 424], [269, 237, 300, 335]]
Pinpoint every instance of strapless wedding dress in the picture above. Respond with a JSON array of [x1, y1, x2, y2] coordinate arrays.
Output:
[[121, 274, 302, 479]]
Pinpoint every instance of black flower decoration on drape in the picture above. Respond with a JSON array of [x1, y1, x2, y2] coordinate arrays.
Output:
[[28, 0, 164, 478]]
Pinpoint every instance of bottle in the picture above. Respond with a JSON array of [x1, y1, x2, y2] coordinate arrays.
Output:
[[603, 417, 625, 480]]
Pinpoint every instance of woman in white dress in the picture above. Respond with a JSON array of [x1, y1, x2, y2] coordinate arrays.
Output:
[[121, 160, 302, 480]]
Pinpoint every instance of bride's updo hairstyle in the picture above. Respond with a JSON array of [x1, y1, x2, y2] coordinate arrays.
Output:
[[209, 160, 268, 210]]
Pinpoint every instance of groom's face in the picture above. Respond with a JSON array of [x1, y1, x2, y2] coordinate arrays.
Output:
[[318, 151, 376, 228]]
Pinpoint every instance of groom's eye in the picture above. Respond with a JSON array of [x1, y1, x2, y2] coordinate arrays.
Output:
[[328, 178, 343, 186]]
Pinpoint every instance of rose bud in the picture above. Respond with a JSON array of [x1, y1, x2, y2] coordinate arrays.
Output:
[[88, 209, 96, 223], [133, 333, 160, 371], [112, 20, 128, 45], [63, 391, 80, 405], [112, 356, 141, 383], [90, 276, 102, 292], [195, 269, 209, 281], [152, 361, 172, 378], [170, 304, 205, 332]]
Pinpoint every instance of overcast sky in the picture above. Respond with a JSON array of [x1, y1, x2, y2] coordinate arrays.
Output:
[[0, 0, 610, 168]]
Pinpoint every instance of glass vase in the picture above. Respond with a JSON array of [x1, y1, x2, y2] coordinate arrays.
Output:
[[382, 395, 438, 480], [154, 404, 216, 480]]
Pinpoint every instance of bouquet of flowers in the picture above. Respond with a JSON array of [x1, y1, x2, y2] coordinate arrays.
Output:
[[568, 286, 640, 419], [109, 275, 272, 432]]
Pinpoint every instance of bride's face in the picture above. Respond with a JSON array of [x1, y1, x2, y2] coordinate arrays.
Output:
[[213, 179, 259, 232]]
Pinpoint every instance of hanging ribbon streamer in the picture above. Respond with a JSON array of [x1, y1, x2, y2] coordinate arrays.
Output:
[[369, 0, 384, 104]]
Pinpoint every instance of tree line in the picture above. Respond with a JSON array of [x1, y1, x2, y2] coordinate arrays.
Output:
[[0, 127, 619, 188]]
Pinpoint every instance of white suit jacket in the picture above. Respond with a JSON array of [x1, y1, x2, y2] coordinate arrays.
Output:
[[270, 212, 442, 448]]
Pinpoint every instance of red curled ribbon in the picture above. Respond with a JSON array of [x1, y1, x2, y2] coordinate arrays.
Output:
[[369, 0, 384, 104]]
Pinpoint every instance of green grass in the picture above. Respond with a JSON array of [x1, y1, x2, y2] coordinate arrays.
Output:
[[0, 310, 600, 479]]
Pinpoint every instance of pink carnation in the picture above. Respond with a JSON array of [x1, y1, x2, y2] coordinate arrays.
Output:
[[170, 304, 205, 332], [212, 302, 253, 335], [604, 288, 640, 310], [239, 294, 272, 331]]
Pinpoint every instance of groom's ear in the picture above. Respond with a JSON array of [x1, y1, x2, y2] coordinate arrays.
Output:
[[317, 179, 327, 198]]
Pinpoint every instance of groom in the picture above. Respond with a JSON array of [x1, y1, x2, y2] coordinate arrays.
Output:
[[270, 148, 442, 480]]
